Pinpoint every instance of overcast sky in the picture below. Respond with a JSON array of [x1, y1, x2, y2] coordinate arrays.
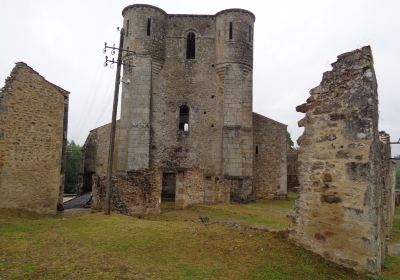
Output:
[[1, 0, 399, 155]]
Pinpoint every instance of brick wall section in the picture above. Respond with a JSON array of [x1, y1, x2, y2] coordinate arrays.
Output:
[[0, 62, 68, 214], [289, 46, 394, 274], [253, 113, 287, 199]]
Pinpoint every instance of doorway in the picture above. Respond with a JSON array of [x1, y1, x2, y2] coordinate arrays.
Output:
[[162, 173, 176, 202]]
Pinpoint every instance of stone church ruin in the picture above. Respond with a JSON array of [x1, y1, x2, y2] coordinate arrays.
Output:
[[0, 3, 396, 277], [0, 62, 69, 214], [80, 4, 288, 214]]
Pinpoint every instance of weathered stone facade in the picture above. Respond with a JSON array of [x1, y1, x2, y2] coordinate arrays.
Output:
[[253, 113, 287, 199], [287, 151, 299, 190], [0, 62, 68, 214], [289, 46, 395, 274], [82, 5, 287, 213], [118, 4, 257, 203]]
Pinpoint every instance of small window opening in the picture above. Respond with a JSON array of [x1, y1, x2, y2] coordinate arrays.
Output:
[[179, 105, 189, 131], [126, 20, 129, 37], [147, 18, 151, 36], [248, 25, 252, 42], [229, 22, 233, 39], [186, 32, 196, 59], [255, 145, 259, 155]]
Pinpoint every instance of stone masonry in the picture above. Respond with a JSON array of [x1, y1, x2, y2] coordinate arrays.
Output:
[[0, 62, 69, 214], [82, 5, 288, 212], [253, 113, 287, 199], [290, 46, 395, 274]]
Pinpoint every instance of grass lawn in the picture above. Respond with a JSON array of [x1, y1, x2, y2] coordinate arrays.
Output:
[[0, 193, 399, 280]]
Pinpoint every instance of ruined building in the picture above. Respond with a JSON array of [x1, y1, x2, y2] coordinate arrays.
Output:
[[81, 4, 288, 213], [289, 46, 396, 274], [0, 62, 69, 214]]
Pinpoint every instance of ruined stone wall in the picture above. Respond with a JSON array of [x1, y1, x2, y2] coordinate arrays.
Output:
[[0, 62, 68, 214], [253, 113, 287, 199], [290, 46, 391, 274], [378, 132, 396, 235], [80, 122, 119, 194], [91, 169, 162, 215], [175, 168, 230, 208], [287, 151, 299, 190]]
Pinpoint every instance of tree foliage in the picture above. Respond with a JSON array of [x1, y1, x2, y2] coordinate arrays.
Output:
[[64, 140, 82, 194], [287, 131, 295, 151]]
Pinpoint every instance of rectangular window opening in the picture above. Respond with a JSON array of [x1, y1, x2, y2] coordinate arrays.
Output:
[[147, 18, 151, 36], [255, 145, 259, 155], [229, 22, 233, 39], [249, 25, 252, 42], [126, 20, 129, 37]]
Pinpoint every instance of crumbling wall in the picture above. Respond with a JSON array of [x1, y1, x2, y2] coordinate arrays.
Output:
[[253, 112, 287, 198], [379, 132, 396, 234], [290, 46, 393, 274], [175, 169, 230, 208], [79, 122, 119, 194], [287, 151, 299, 190], [0, 62, 68, 214], [92, 169, 162, 215]]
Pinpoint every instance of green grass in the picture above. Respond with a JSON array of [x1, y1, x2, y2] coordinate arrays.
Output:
[[0, 198, 398, 279]]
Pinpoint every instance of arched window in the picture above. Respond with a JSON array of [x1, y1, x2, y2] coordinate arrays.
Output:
[[179, 105, 189, 131], [186, 32, 196, 59]]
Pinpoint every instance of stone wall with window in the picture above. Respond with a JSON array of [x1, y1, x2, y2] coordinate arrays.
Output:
[[82, 5, 287, 213]]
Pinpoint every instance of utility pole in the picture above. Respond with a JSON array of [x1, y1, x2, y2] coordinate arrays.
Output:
[[103, 28, 135, 215]]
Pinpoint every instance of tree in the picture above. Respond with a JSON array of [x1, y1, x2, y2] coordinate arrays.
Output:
[[287, 131, 295, 151], [64, 140, 82, 194]]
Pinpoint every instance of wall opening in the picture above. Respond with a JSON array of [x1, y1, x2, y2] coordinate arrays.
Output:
[[147, 18, 151, 36], [248, 25, 252, 42], [229, 22, 233, 39], [255, 144, 259, 155], [186, 32, 196, 59], [126, 20, 129, 37], [179, 105, 189, 131], [162, 173, 176, 202]]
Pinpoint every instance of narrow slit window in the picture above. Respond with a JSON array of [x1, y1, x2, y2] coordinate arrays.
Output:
[[229, 22, 233, 39], [255, 145, 259, 155], [126, 20, 129, 37], [186, 32, 196, 59], [179, 105, 189, 131], [248, 25, 252, 42], [147, 18, 151, 36]]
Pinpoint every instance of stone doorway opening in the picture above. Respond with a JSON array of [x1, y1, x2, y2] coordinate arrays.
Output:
[[162, 173, 176, 202]]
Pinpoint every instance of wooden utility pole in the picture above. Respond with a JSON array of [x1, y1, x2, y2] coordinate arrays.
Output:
[[104, 28, 124, 215]]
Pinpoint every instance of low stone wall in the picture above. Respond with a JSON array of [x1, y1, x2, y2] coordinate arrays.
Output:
[[176, 169, 230, 208], [290, 46, 394, 274], [92, 169, 162, 215]]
